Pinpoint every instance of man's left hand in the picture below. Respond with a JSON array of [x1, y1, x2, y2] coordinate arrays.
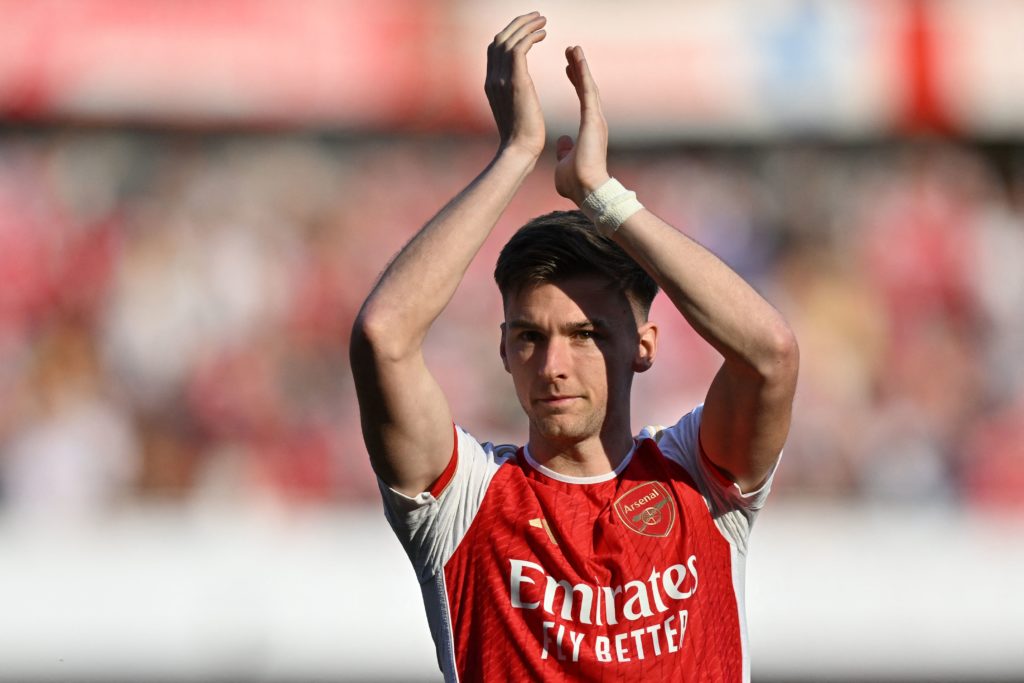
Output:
[[555, 46, 612, 206]]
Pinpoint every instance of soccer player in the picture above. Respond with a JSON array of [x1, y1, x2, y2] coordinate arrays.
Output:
[[350, 12, 798, 682]]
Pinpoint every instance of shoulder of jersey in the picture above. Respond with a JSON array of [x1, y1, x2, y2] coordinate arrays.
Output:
[[492, 443, 519, 461], [641, 425, 667, 443]]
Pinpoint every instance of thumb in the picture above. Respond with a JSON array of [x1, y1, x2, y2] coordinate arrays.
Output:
[[556, 135, 574, 161]]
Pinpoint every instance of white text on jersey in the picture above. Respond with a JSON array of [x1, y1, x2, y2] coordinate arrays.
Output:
[[509, 556, 699, 626]]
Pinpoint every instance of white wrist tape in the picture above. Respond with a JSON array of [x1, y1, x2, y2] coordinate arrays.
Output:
[[580, 178, 644, 237]]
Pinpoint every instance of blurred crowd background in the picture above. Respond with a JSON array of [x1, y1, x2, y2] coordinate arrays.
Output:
[[2, 1, 1024, 680], [2, 132, 1022, 520], [2, 0, 1024, 521]]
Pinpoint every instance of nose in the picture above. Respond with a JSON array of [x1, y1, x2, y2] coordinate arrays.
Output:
[[538, 336, 571, 380]]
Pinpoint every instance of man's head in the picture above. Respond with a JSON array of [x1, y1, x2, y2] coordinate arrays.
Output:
[[494, 210, 659, 451], [494, 210, 658, 321]]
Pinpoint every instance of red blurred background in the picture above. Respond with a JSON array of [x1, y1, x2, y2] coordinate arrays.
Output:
[[1, 2, 1022, 681]]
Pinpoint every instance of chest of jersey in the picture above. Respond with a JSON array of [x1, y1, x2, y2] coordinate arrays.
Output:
[[442, 439, 743, 681]]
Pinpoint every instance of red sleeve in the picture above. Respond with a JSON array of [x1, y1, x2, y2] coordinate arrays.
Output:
[[697, 428, 738, 489], [427, 423, 459, 498]]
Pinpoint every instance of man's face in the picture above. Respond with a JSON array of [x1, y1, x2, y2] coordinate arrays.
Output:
[[500, 275, 656, 447]]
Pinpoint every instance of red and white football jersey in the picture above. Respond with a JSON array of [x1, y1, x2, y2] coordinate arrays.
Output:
[[379, 405, 776, 682]]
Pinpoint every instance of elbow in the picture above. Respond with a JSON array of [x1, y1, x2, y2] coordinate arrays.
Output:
[[758, 320, 799, 387], [349, 312, 376, 366], [350, 305, 418, 365]]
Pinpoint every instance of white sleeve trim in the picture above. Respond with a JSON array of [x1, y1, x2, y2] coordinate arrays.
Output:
[[378, 425, 515, 581], [642, 405, 780, 554]]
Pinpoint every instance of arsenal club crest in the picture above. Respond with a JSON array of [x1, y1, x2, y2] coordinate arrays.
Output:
[[614, 481, 676, 537]]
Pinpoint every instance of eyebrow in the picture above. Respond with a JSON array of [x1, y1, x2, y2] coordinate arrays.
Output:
[[506, 318, 608, 334]]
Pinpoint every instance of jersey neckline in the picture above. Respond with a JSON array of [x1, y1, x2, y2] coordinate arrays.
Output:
[[521, 440, 638, 484]]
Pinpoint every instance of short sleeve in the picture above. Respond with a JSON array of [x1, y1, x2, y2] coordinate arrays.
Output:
[[640, 405, 780, 553], [377, 425, 515, 582]]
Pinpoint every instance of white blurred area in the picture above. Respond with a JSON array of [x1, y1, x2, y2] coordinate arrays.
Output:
[[0, 505, 1022, 682], [2, 1, 1024, 681]]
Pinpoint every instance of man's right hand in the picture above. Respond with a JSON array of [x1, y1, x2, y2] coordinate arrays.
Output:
[[352, 13, 551, 497], [486, 12, 548, 160], [555, 45, 611, 207]]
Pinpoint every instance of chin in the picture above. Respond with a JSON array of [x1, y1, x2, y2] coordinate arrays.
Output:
[[530, 413, 600, 443]]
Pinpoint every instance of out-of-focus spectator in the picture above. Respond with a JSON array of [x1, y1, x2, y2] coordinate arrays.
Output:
[[3, 316, 138, 522], [963, 392, 1024, 510], [2, 132, 1023, 518]]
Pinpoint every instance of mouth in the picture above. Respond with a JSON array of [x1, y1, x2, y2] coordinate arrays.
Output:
[[536, 395, 579, 407]]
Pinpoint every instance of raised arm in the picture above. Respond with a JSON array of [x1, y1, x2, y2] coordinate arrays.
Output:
[[350, 13, 548, 496], [555, 46, 798, 492]]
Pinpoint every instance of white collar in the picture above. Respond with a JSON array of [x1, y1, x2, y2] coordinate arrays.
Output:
[[522, 440, 637, 484]]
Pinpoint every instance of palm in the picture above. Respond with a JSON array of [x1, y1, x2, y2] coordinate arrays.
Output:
[[555, 46, 609, 205], [485, 13, 548, 158], [554, 141, 581, 200]]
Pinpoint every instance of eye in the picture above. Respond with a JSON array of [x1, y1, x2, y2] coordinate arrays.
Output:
[[519, 330, 541, 343], [573, 329, 596, 341]]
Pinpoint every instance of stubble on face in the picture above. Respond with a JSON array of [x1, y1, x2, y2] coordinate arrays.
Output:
[[526, 391, 606, 445], [503, 277, 640, 454]]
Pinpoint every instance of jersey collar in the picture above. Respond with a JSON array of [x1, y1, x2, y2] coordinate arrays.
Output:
[[521, 440, 638, 484]]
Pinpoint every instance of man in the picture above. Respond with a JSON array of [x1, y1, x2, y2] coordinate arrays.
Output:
[[350, 12, 798, 682]]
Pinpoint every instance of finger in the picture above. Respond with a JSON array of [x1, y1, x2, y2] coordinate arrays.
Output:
[[505, 22, 547, 74], [511, 20, 547, 54], [565, 45, 603, 115], [488, 15, 544, 91], [504, 19, 546, 90], [490, 15, 542, 67], [494, 12, 543, 46], [498, 16, 546, 77], [574, 47, 600, 95], [564, 52, 578, 89], [511, 26, 546, 64], [494, 12, 539, 45], [564, 46, 587, 90], [555, 135, 575, 162]]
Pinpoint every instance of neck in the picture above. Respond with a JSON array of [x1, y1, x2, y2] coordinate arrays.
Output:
[[526, 428, 635, 478]]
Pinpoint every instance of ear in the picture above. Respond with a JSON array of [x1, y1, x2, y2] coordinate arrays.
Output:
[[632, 321, 657, 373], [499, 323, 511, 373]]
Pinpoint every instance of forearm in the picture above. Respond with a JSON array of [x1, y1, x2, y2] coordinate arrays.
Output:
[[554, 42, 795, 489], [613, 206, 797, 489], [350, 12, 548, 496], [354, 146, 537, 359], [612, 208, 795, 376]]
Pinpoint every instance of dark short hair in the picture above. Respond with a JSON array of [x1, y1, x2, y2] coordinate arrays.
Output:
[[493, 210, 659, 319]]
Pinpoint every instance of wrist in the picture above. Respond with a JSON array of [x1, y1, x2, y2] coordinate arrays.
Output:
[[576, 173, 611, 205], [497, 140, 543, 168], [579, 177, 644, 237]]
